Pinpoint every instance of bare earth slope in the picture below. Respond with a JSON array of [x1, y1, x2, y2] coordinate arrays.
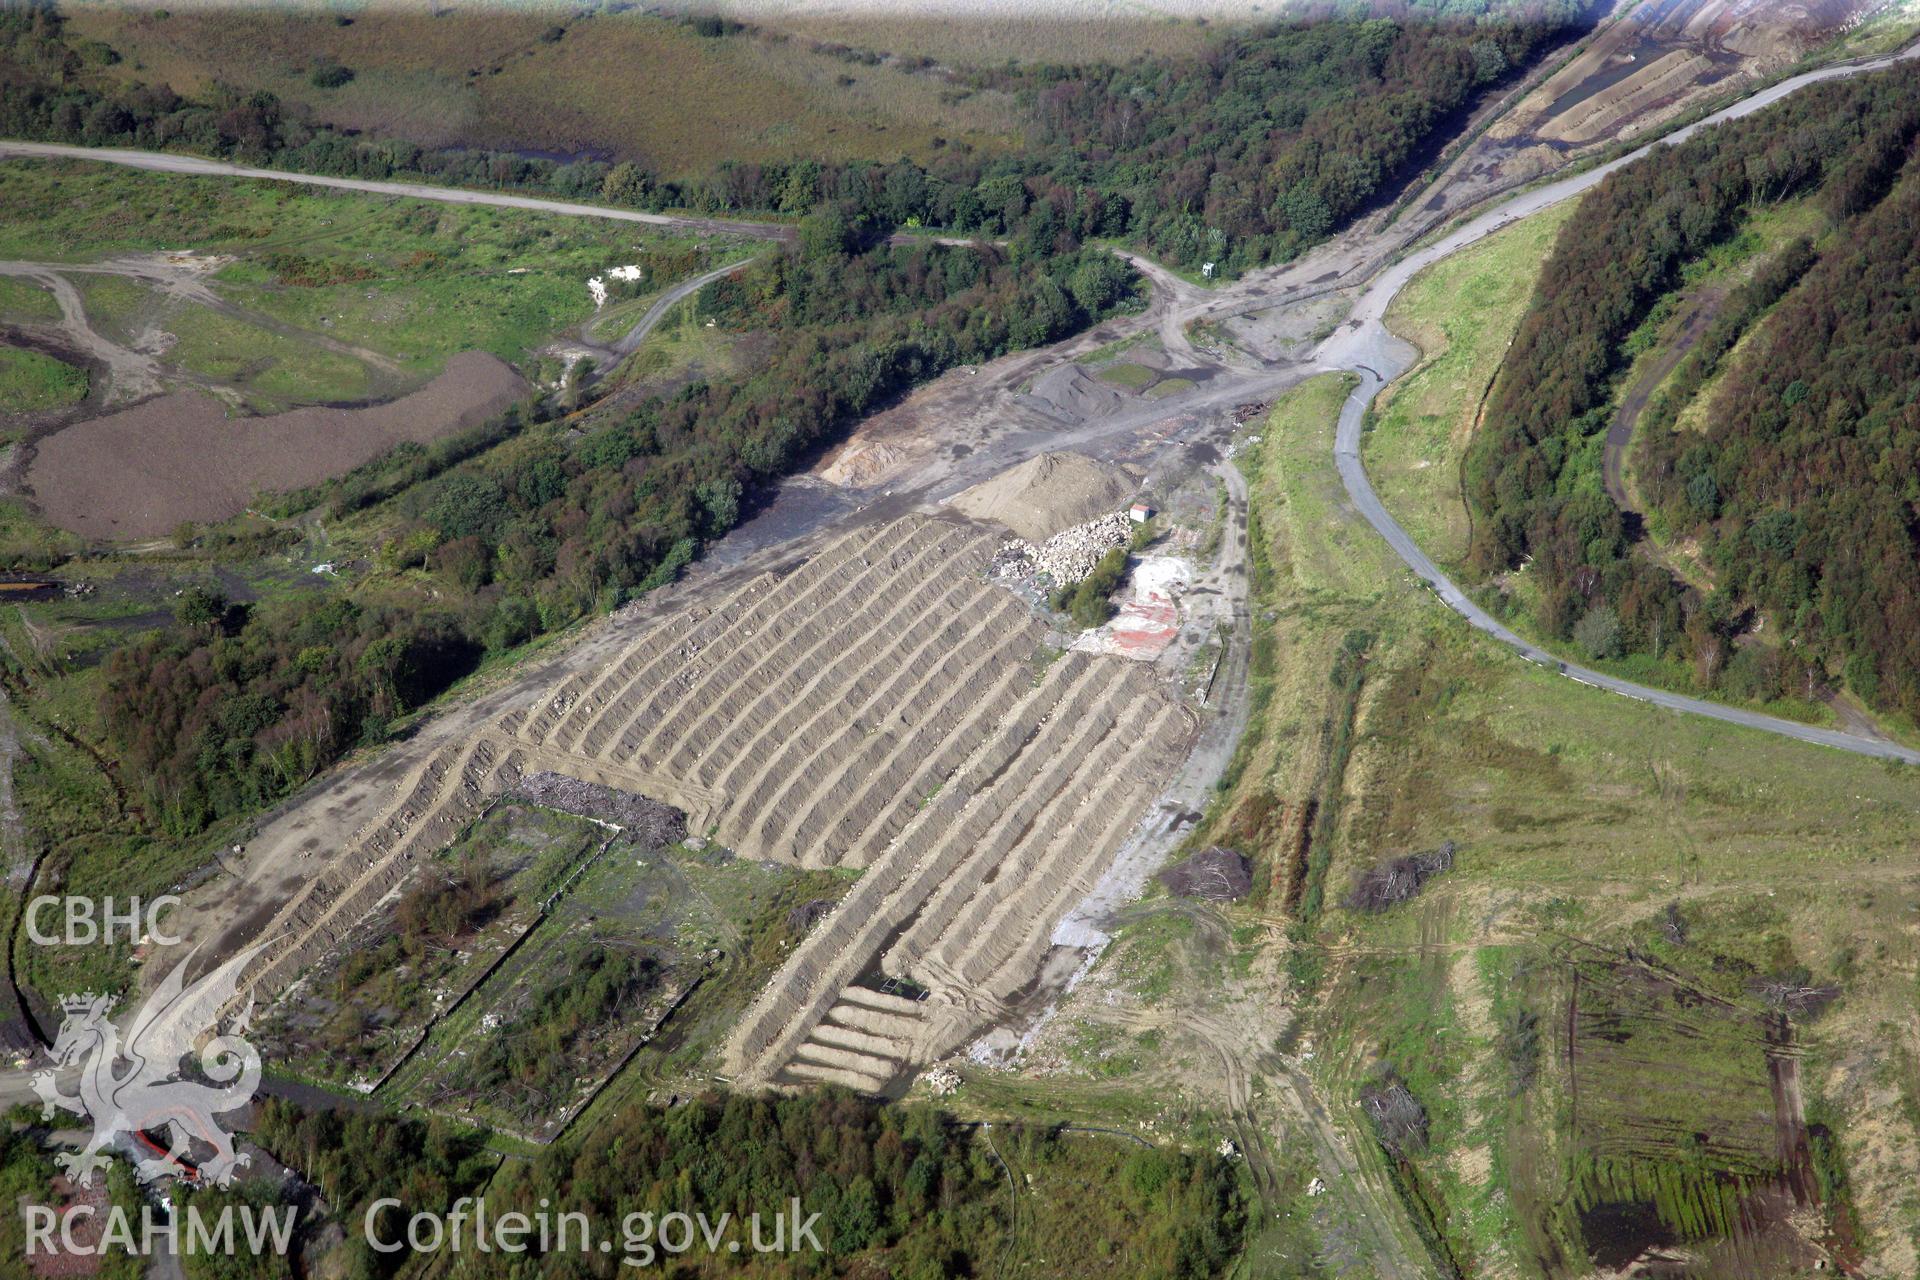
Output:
[[210, 510, 1194, 1094]]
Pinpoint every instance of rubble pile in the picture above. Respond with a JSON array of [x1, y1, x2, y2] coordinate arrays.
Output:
[[990, 511, 1133, 586], [922, 1065, 963, 1096], [989, 541, 1038, 581], [514, 772, 688, 848]]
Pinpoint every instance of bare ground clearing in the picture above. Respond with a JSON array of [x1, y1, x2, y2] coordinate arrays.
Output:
[[948, 450, 1137, 540], [23, 351, 525, 538]]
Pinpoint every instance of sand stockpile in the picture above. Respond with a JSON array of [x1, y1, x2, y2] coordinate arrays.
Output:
[[948, 451, 1136, 541]]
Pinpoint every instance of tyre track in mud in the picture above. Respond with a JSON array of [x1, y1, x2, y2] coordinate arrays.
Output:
[[1078, 997, 1431, 1280]]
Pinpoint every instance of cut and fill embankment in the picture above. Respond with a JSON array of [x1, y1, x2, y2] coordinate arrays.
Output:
[[24, 350, 525, 538], [726, 646, 1194, 1092], [218, 510, 1196, 1093], [511, 512, 1068, 872]]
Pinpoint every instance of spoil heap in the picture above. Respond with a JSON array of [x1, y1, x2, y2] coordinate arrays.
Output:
[[234, 511, 1197, 1098], [990, 512, 1133, 586], [949, 451, 1136, 541]]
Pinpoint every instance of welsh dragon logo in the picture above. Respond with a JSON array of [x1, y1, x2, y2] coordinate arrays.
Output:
[[29, 944, 267, 1189]]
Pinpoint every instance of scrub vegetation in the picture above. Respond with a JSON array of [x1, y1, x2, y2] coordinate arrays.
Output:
[[243, 1091, 1244, 1277]]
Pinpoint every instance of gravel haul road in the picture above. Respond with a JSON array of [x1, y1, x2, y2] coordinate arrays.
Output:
[[0, 140, 797, 241]]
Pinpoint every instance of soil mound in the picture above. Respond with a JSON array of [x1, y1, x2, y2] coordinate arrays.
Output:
[[1346, 840, 1456, 913], [949, 451, 1136, 541], [1023, 365, 1122, 422], [513, 771, 687, 848]]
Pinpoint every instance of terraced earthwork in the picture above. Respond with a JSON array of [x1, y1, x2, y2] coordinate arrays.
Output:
[[238, 510, 1196, 1092]]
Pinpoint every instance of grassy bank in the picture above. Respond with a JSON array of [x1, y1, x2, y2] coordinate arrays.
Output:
[[0, 346, 86, 414], [1192, 360, 1920, 1273], [1368, 205, 1573, 566]]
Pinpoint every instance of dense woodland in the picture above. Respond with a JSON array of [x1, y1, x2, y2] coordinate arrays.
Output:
[[1464, 63, 1920, 713], [0, 1, 1598, 273], [980, 0, 1595, 270], [252, 1092, 1244, 1278], [1642, 166, 1920, 714]]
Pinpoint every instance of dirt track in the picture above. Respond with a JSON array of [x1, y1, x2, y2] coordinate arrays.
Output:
[[1603, 286, 1723, 512], [0, 262, 161, 404]]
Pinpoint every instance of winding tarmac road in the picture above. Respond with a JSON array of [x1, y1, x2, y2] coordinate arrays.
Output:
[[1313, 37, 1920, 766]]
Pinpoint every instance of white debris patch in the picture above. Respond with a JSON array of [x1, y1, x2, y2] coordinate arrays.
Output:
[[989, 540, 1038, 581], [1073, 553, 1188, 661], [1129, 554, 1191, 600], [922, 1065, 963, 1096], [537, 342, 600, 388], [990, 511, 1133, 587], [587, 264, 644, 308]]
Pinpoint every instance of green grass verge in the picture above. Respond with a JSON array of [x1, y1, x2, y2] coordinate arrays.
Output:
[[0, 346, 87, 413], [1095, 360, 1156, 389], [163, 306, 373, 406], [1369, 205, 1572, 566], [0, 276, 59, 323]]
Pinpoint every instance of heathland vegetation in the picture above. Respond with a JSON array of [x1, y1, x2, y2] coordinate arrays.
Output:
[[63, 2, 1027, 177], [4, 1, 1601, 275], [1464, 61, 1920, 719]]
